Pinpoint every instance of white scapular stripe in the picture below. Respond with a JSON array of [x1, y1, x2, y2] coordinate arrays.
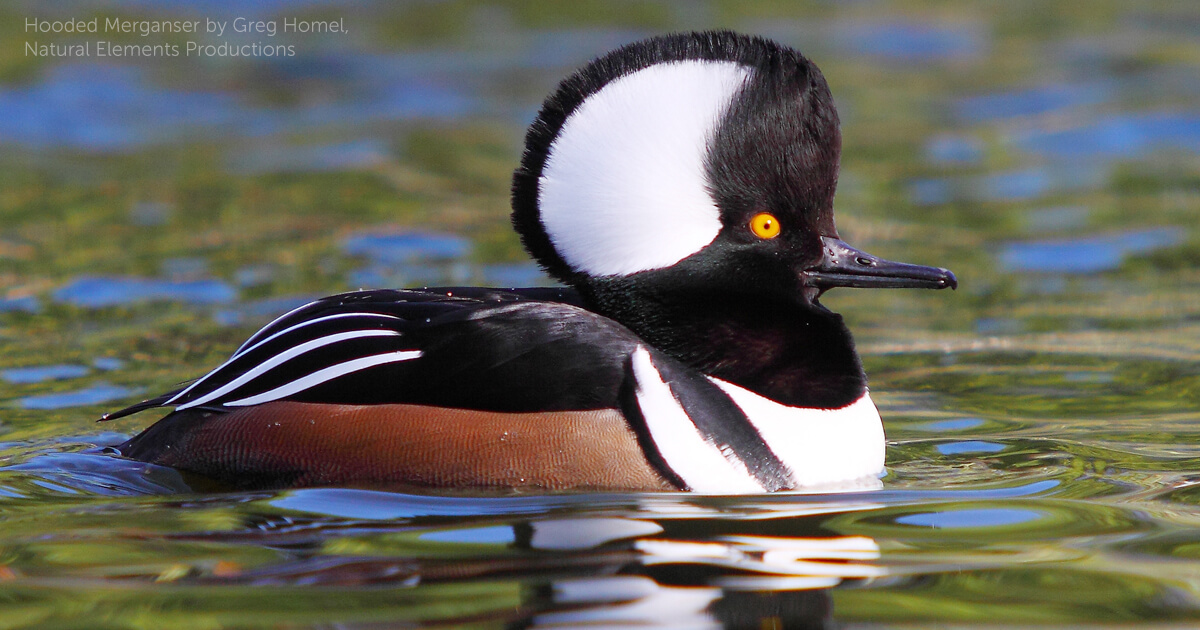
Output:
[[231, 312, 402, 360], [539, 60, 751, 277], [224, 350, 422, 407], [708, 378, 886, 489], [168, 312, 403, 405], [177, 329, 400, 409], [630, 347, 764, 494], [231, 299, 318, 356]]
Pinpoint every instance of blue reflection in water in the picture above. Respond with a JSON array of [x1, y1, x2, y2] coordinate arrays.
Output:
[[419, 526, 517, 545], [0, 60, 475, 153], [481, 263, 549, 287], [975, 317, 1025, 335], [0, 296, 41, 313], [130, 201, 172, 226], [956, 82, 1111, 121], [213, 294, 319, 327], [343, 232, 472, 288], [525, 29, 650, 68], [2, 365, 90, 384], [977, 169, 1053, 202], [4, 447, 192, 495], [833, 22, 986, 62], [999, 227, 1184, 273], [925, 134, 984, 165], [916, 418, 986, 432], [912, 168, 1046, 202], [233, 264, 277, 288], [19, 383, 137, 410], [54, 276, 238, 307], [911, 166, 1104, 205], [1025, 206, 1091, 233], [231, 139, 391, 174], [0, 26, 658, 157], [897, 508, 1041, 528], [161, 257, 210, 280], [282, 79, 475, 132], [936, 441, 1006, 455], [271, 487, 620, 520], [0, 64, 237, 152], [343, 232, 471, 264], [347, 263, 469, 289], [92, 357, 124, 371], [1015, 111, 1200, 159], [1064, 371, 1114, 384]]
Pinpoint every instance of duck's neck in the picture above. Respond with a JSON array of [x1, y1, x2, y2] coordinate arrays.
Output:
[[582, 281, 867, 409]]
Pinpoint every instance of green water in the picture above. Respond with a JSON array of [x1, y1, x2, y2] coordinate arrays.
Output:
[[2, 1, 1200, 626]]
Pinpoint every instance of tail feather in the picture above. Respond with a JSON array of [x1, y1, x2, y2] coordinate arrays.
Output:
[[99, 391, 179, 422]]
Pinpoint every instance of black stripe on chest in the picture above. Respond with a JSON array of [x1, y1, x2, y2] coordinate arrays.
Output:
[[621, 348, 794, 492]]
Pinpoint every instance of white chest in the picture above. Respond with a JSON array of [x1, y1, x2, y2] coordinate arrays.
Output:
[[628, 346, 886, 493], [708, 378, 886, 489]]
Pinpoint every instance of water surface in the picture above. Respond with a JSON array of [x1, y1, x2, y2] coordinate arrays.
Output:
[[2, 1, 1200, 627]]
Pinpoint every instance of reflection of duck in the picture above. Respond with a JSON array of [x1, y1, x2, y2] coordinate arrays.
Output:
[[163, 502, 882, 629], [515, 529, 883, 628], [103, 31, 955, 492]]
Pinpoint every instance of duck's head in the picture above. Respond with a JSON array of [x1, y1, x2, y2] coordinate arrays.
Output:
[[512, 30, 955, 312]]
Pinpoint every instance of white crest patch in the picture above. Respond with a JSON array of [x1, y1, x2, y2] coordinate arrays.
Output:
[[708, 378, 886, 489], [629, 347, 764, 494], [539, 61, 752, 277]]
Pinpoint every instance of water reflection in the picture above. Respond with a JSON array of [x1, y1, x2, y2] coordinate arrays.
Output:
[[53, 276, 238, 307], [915, 418, 986, 432], [213, 294, 319, 327], [999, 227, 1184, 274], [831, 21, 986, 62], [1, 364, 90, 384], [1024, 206, 1091, 233], [0, 63, 238, 151], [955, 82, 1112, 122], [896, 507, 1041, 528], [341, 231, 472, 264], [193, 493, 885, 627], [0, 295, 40, 314], [0, 59, 478, 152], [231, 139, 391, 174], [340, 230, 551, 288], [925, 133, 984, 165], [1016, 112, 1200, 160], [935, 440, 1007, 455], [746, 19, 987, 63], [910, 165, 1105, 205], [0, 436, 1194, 625], [18, 383, 138, 409]]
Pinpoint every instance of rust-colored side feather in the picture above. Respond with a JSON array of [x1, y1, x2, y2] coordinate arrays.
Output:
[[120, 401, 675, 492]]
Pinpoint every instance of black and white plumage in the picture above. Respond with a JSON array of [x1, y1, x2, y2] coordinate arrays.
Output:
[[106, 31, 955, 493]]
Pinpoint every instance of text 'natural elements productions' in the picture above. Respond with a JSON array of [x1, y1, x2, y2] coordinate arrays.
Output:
[[24, 16, 348, 58]]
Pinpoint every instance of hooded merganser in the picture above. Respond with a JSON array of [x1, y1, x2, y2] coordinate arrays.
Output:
[[104, 31, 956, 493]]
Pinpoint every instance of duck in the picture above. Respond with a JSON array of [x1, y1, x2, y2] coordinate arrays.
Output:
[[103, 31, 956, 493]]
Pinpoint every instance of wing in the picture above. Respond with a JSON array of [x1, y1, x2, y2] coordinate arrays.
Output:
[[103, 287, 637, 419]]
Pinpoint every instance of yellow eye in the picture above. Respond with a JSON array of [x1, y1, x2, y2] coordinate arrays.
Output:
[[749, 213, 781, 239]]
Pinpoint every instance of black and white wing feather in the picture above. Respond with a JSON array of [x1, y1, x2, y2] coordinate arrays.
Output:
[[102, 287, 636, 419]]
